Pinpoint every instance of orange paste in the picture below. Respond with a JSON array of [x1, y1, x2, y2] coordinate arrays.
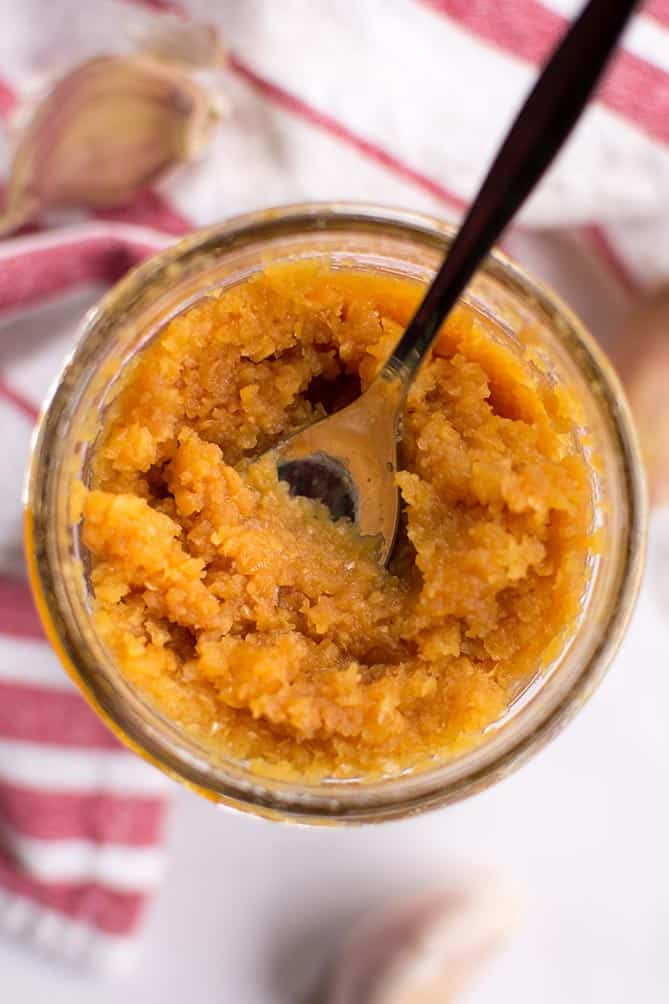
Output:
[[81, 262, 592, 779]]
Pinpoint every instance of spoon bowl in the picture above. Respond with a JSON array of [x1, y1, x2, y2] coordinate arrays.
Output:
[[276, 370, 404, 564]]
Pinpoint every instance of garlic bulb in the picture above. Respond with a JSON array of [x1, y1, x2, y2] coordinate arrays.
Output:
[[0, 54, 223, 234], [326, 875, 520, 1004]]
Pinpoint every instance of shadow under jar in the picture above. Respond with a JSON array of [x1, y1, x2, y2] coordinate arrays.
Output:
[[25, 203, 646, 824]]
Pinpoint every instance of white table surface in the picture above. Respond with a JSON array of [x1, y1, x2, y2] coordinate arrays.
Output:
[[1, 514, 668, 1003]]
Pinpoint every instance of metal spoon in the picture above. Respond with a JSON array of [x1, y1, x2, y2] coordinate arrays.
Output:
[[274, 0, 639, 564]]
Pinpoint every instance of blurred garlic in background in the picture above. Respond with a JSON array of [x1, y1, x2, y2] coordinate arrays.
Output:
[[0, 18, 228, 236], [325, 874, 521, 1004]]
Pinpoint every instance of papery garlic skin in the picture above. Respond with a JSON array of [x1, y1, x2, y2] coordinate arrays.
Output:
[[128, 13, 226, 69], [0, 54, 223, 234]]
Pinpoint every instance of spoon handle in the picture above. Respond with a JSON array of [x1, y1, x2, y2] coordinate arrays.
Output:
[[386, 0, 640, 382]]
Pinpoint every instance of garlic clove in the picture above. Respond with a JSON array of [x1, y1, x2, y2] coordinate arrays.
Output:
[[326, 874, 521, 1004], [616, 287, 669, 507], [0, 54, 223, 235]]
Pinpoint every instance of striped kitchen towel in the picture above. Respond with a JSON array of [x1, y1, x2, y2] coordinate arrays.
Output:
[[1, 0, 669, 972], [0, 225, 176, 972]]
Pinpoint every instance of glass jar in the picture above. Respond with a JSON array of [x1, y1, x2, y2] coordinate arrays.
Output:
[[25, 203, 647, 824]]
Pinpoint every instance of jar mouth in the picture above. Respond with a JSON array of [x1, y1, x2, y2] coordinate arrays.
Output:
[[25, 202, 648, 823]]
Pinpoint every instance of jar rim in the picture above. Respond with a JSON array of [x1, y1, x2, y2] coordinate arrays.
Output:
[[25, 202, 648, 823]]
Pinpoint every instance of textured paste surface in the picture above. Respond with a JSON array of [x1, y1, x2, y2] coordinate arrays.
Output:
[[82, 263, 592, 779]]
